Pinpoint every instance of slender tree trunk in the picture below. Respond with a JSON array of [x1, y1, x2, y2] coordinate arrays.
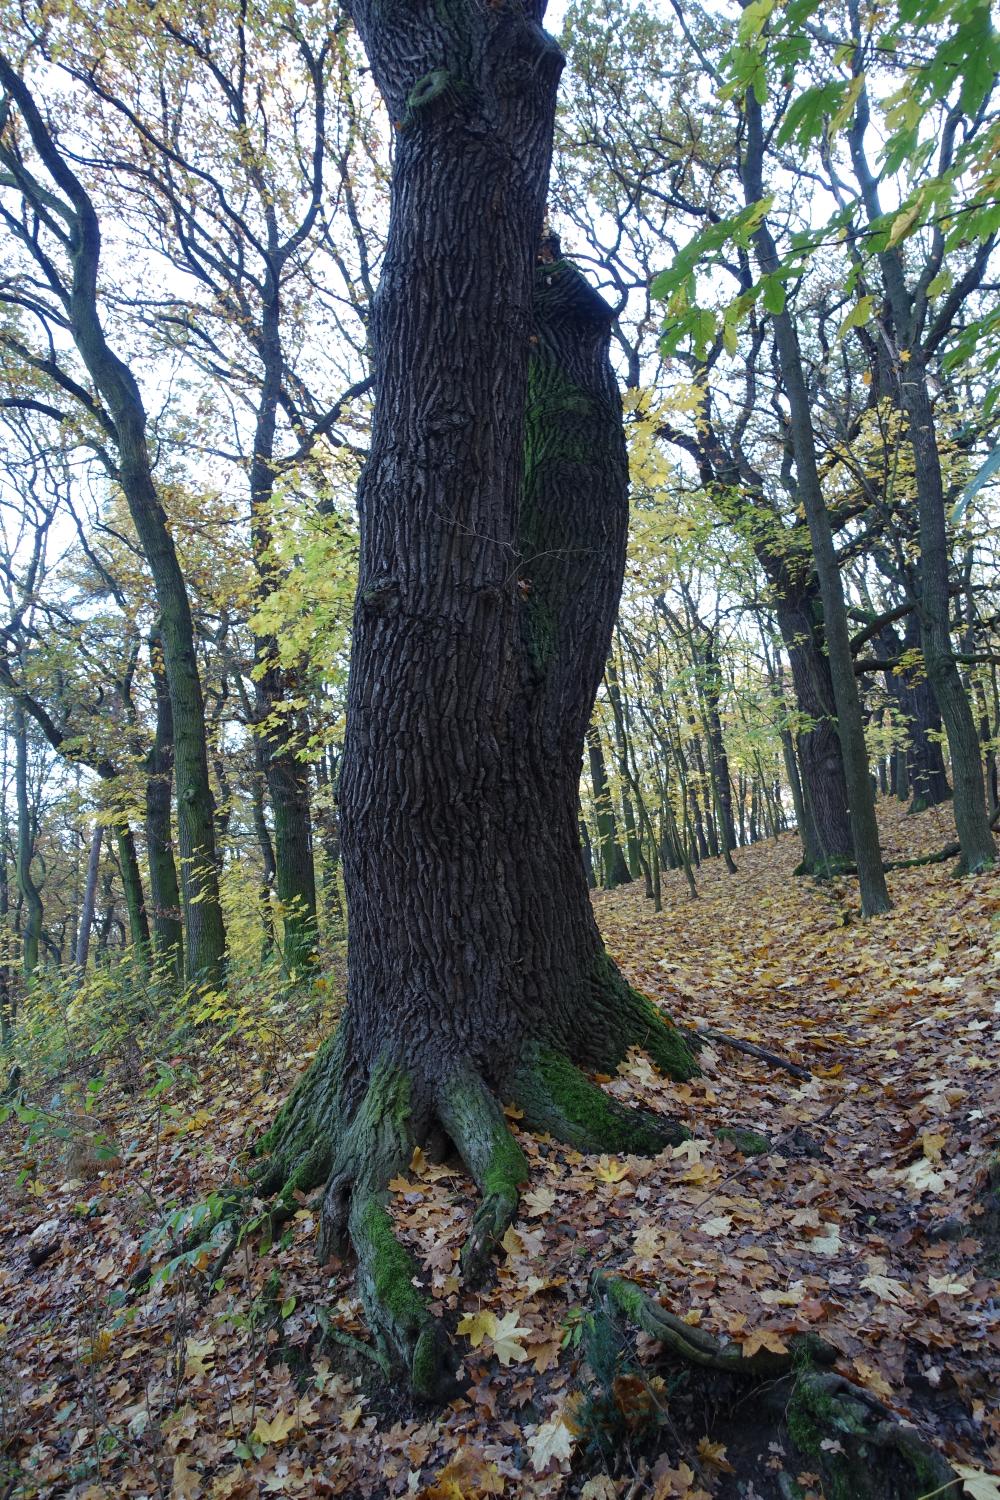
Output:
[[75, 823, 102, 971], [250, 744, 278, 958], [844, 70, 995, 874], [313, 748, 346, 940], [744, 93, 888, 913], [896, 371, 993, 865], [702, 638, 737, 870], [12, 706, 42, 979], [579, 819, 596, 890], [145, 631, 184, 977], [0, 64, 227, 980], [248, 273, 318, 974], [605, 658, 642, 877], [114, 823, 151, 961], [587, 727, 632, 888], [0, 757, 12, 1046]]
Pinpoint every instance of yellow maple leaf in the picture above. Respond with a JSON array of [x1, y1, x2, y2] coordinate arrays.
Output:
[[522, 1186, 557, 1216], [921, 1132, 947, 1162], [419, 1449, 504, 1498], [739, 1328, 789, 1359], [852, 1359, 893, 1400], [955, 1466, 1000, 1500], [252, 1409, 298, 1444], [527, 1415, 575, 1473], [696, 1436, 735, 1473], [927, 1273, 971, 1298], [594, 1156, 630, 1183], [500, 1225, 523, 1256], [457, 1309, 497, 1349], [183, 1337, 215, 1378]]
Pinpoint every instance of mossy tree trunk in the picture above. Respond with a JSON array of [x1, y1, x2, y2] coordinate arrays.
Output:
[[259, 0, 696, 1398]]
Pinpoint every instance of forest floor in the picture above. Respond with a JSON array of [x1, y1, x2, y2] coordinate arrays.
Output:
[[1, 799, 998, 1500]]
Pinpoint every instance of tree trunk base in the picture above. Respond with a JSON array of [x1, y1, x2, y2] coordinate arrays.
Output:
[[251, 1003, 697, 1399]]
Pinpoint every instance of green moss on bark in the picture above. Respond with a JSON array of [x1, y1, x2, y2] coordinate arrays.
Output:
[[716, 1126, 771, 1155], [513, 1045, 689, 1154], [356, 1198, 427, 1330]]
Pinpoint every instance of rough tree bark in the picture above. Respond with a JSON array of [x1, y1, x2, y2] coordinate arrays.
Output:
[[257, 0, 696, 1398]]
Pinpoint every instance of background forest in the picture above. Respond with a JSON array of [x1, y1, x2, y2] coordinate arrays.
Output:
[[0, 0, 999, 1495]]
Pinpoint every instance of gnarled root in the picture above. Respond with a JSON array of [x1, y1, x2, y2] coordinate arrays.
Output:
[[437, 1068, 529, 1287], [248, 1012, 699, 1401], [591, 1273, 957, 1499], [315, 1062, 458, 1402], [513, 1044, 690, 1154], [254, 1031, 345, 1200], [591, 1272, 836, 1378]]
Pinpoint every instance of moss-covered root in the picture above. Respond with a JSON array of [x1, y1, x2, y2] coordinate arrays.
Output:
[[315, 1061, 457, 1402], [591, 1271, 836, 1379], [512, 1045, 690, 1155], [786, 1371, 956, 1500], [253, 1030, 345, 1199], [594, 1274, 956, 1500], [613, 981, 701, 1082], [349, 1193, 455, 1401], [437, 1068, 529, 1286]]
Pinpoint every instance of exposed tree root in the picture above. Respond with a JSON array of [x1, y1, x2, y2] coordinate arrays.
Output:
[[254, 1032, 345, 1199], [591, 1271, 837, 1378], [437, 1068, 529, 1287], [513, 1044, 690, 1153], [312, 1062, 458, 1401], [199, 1011, 700, 1400], [590, 1272, 958, 1500]]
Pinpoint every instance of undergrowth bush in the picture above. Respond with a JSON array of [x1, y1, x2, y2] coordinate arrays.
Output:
[[0, 943, 345, 1197]]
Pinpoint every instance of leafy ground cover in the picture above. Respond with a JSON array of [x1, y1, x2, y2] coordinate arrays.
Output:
[[2, 801, 998, 1499]]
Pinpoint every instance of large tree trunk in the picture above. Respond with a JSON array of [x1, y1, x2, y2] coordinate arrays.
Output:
[[260, 0, 695, 1398]]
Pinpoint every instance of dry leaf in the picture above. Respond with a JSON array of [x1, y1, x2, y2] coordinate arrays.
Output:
[[527, 1415, 575, 1472], [489, 1311, 530, 1366]]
